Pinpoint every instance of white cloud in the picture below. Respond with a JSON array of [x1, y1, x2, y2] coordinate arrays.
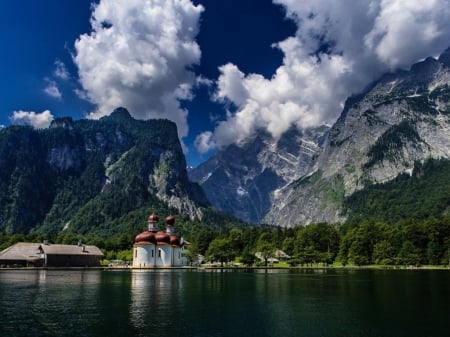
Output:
[[364, 0, 450, 68], [196, 75, 214, 87], [43, 79, 62, 99], [54, 59, 70, 80], [194, 131, 216, 153], [214, 63, 247, 106], [74, 0, 204, 141], [197, 0, 450, 152], [10, 110, 54, 129]]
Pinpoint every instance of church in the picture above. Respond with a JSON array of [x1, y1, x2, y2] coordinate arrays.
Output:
[[132, 213, 188, 268]]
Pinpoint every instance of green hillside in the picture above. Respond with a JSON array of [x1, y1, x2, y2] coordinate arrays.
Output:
[[0, 108, 243, 240], [344, 158, 450, 224]]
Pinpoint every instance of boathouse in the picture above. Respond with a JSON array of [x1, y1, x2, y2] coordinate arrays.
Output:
[[132, 213, 188, 268], [0, 242, 43, 267], [39, 243, 104, 267], [0, 242, 104, 267]]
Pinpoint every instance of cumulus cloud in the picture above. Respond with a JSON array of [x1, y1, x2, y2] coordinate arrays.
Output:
[[74, 0, 204, 140], [10, 110, 54, 129], [195, 0, 450, 153]]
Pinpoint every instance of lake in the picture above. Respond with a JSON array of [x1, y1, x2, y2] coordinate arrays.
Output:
[[0, 268, 449, 337]]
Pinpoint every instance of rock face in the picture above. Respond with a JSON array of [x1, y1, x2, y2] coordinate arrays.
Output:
[[189, 126, 329, 223], [0, 108, 207, 233], [266, 52, 450, 226], [191, 48, 450, 227]]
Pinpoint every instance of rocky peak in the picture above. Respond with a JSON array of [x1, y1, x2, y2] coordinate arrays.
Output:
[[189, 125, 328, 223], [50, 117, 74, 130], [438, 47, 450, 67], [103, 107, 133, 122], [265, 47, 450, 226], [410, 56, 440, 76]]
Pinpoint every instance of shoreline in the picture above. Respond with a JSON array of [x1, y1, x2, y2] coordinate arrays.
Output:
[[1, 264, 449, 271]]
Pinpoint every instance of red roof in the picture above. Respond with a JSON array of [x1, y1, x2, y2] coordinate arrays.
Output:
[[148, 213, 159, 222], [135, 231, 156, 244], [166, 215, 175, 226]]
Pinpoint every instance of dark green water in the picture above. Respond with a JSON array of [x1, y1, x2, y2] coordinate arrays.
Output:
[[0, 269, 449, 337]]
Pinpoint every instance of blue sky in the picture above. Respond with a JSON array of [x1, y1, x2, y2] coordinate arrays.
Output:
[[1, 0, 450, 167]]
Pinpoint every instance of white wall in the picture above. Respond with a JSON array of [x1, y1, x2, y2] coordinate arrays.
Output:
[[133, 244, 187, 267], [133, 245, 157, 268]]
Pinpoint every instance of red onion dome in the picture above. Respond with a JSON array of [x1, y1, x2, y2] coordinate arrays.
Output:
[[135, 231, 156, 244], [148, 213, 159, 222], [169, 235, 180, 246], [166, 215, 175, 226], [155, 231, 170, 244]]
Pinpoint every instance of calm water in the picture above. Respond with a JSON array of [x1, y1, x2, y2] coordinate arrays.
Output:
[[0, 268, 449, 337]]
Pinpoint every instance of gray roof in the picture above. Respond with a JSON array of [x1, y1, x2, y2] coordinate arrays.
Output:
[[0, 242, 104, 261], [0, 242, 42, 262], [40, 244, 104, 257]]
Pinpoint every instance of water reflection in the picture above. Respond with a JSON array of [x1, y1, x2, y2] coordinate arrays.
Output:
[[130, 270, 147, 329], [0, 269, 449, 337], [0, 270, 102, 337], [130, 270, 186, 335]]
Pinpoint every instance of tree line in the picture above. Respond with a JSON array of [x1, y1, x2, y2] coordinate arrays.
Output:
[[189, 216, 450, 267], [1, 215, 450, 267]]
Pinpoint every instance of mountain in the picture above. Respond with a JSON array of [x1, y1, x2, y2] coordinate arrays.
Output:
[[192, 48, 450, 227], [5, 51, 450, 233], [0, 108, 209, 234], [266, 49, 450, 226], [189, 125, 329, 223], [342, 157, 450, 224]]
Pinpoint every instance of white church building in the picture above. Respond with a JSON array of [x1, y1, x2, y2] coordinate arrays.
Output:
[[132, 213, 188, 268]]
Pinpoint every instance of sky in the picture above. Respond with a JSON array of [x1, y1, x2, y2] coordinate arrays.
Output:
[[1, 0, 450, 167]]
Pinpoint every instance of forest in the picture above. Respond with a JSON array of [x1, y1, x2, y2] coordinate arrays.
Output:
[[1, 157, 450, 267], [190, 216, 450, 267], [1, 214, 450, 267]]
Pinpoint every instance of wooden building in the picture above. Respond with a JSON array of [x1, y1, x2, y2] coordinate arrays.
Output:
[[0, 242, 43, 267], [39, 243, 104, 267], [0, 242, 104, 267]]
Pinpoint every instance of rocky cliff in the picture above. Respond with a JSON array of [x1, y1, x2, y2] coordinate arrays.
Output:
[[191, 48, 450, 227], [189, 126, 328, 223], [266, 49, 450, 226], [0, 108, 207, 234]]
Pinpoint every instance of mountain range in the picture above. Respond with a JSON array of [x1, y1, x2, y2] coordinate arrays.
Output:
[[188, 125, 328, 224], [190, 48, 450, 226], [2, 48, 450, 234]]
